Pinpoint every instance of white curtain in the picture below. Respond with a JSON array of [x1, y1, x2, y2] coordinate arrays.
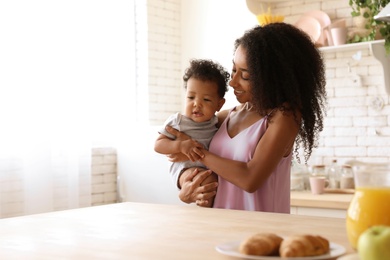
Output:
[[0, 0, 136, 218]]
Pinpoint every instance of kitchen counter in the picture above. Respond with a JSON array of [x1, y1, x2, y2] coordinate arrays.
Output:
[[291, 190, 354, 210], [0, 202, 354, 259]]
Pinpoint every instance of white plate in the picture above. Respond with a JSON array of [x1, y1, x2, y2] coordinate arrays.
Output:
[[304, 10, 331, 46], [215, 240, 346, 260], [294, 16, 322, 44], [304, 10, 331, 28]]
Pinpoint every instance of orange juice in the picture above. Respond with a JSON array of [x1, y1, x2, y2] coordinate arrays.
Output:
[[346, 187, 390, 249]]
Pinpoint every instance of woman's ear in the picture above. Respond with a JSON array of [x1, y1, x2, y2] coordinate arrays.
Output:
[[217, 98, 226, 111]]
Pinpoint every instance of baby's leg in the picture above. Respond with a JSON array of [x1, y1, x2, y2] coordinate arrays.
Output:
[[199, 172, 218, 208]]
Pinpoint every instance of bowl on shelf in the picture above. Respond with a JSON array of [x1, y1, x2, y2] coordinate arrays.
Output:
[[304, 10, 331, 46], [294, 15, 322, 44], [295, 10, 334, 47], [256, 13, 284, 26]]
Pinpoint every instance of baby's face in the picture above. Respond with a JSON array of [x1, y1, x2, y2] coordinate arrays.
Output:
[[184, 78, 224, 123]]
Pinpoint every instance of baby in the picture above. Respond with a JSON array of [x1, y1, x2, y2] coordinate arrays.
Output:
[[154, 59, 229, 207]]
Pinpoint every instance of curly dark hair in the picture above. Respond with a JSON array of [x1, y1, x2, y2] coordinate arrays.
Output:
[[183, 59, 230, 98], [234, 23, 327, 163]]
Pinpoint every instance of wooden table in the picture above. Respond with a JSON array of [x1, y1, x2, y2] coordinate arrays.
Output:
[[0, 202, 355, 259]]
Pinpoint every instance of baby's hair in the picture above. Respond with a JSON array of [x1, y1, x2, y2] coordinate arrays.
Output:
[[183, 59, 230, 98]]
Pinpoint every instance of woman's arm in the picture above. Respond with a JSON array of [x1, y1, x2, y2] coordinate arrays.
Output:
[[199, 110, 299, 193]]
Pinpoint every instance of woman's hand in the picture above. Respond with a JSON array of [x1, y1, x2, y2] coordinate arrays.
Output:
[[178, 168, 218, 206], [180, 139, 204, 162], [165, 126, 205, 162]]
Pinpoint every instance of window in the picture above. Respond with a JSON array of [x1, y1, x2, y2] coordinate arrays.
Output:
[[0, 0, 136, 217]]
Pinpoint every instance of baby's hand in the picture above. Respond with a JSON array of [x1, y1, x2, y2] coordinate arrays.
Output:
[[180, 140, 204, 162], [166, 152, 187, 162]]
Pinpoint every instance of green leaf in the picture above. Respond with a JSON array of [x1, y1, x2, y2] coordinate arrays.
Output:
[[385, 42, 390, 55], [351, 11, 360, 17]]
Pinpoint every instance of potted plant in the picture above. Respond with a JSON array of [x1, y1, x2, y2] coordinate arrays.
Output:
[[349, 0, 390, 53]]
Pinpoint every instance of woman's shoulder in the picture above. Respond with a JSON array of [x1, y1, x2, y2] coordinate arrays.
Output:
[[267, 107, 301, 131], [270, 105, 302, 120]]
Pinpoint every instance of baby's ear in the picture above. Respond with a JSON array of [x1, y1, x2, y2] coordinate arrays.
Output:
[[217, 98, 225, 111]]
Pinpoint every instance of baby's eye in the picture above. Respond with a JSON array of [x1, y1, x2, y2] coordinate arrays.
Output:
[[204, 98, 211, 102], [187, 96, 194, 100]]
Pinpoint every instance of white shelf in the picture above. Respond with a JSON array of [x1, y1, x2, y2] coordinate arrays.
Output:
[[320, 39, 383, 53], [320, 40, 390, 95]]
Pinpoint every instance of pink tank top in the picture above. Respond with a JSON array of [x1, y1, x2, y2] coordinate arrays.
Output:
[[210, 108, 291, 213]]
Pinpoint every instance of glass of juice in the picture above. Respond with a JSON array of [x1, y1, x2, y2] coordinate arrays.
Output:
[[346, 164, 390, 249]]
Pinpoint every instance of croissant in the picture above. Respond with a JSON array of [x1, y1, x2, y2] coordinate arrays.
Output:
[[279, 234, 330, 257], [239, 233, 283, 256]]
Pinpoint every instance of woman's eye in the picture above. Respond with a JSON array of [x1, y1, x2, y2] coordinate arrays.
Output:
[[241, 74, 250, 80], [231, 69, 249, 80], [241, 71, 250, 80]]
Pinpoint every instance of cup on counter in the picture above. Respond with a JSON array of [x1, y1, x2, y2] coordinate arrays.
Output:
[[309, 176, 328, 194]]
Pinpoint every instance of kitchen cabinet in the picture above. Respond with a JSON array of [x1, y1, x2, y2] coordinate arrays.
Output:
[[290, 207, 347, 219], [290, 191, 354, 219], [290, 206, 347, 218]]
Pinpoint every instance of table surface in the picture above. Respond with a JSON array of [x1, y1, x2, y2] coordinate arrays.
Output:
[[0, 202, 355, 259]]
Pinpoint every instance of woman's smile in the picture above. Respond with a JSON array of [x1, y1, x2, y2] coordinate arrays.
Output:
[[234, 89, 245, 95]]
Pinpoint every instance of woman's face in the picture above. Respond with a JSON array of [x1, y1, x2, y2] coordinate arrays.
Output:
[[229, 45, 252, 104]]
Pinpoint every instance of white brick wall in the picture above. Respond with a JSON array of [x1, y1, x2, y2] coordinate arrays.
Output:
[[0, 154, 22, 217], [145, 0, 182, 125], [91, 147, 118, 206], [0, 148, 117, 218]]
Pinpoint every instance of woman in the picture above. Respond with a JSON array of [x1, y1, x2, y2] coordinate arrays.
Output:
[[166, 23, 327, 212]]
